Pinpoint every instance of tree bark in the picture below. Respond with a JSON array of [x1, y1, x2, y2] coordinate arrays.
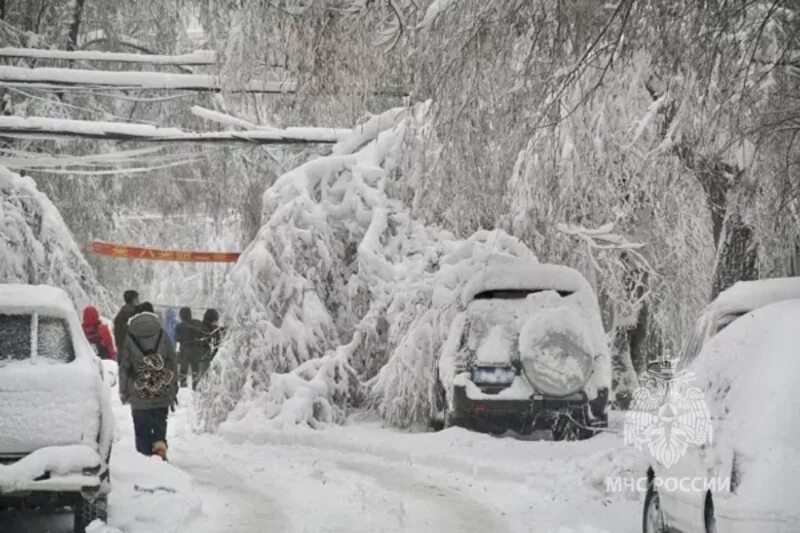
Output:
[[674, 143, 736, 247], [66, 0, 86, 51], [710, 206, 759, 299]]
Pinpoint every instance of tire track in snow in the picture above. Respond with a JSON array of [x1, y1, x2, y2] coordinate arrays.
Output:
[[171, 458, 290, 533], [335, 459, 511, 533]]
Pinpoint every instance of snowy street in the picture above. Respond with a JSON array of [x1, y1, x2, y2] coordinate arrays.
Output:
[[2, 391, 643, 533], [113, 394, 641, 533], [3, 2, 800, 532]]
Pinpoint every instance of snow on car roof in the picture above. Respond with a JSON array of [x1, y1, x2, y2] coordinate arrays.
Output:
[[0, 283, 77, 317], [711, 276, 800, 317], [461, 257, 591, 304]]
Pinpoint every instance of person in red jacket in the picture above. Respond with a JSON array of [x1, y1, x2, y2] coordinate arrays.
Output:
[[82, 305, 117, 360]]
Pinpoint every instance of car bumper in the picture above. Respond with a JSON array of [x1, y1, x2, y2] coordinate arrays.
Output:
[[0, 473, 101, 496], [0, 445, 104, 497], [450, 383, 608, 430]]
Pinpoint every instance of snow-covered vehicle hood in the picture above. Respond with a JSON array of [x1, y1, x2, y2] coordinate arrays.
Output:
[[454, 259, 610, 398], [0, 284, 112, 454]]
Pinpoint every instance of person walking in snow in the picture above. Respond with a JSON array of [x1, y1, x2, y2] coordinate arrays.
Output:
[[164, 308, 179, 345], [82, 305, 116, 360], [175, 307, 207, 390], [118, 301, 178, 461], [113, 289, 139, 354]]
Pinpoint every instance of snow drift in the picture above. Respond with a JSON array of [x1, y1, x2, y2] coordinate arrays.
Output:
[[197, 104, 596, 431], [0, 166, 111, 312]]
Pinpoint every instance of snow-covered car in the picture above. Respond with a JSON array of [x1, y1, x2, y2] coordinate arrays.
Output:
[[0, 284, 114, 532], [642, 278, 800, 533], [439, 258, 611, 439]]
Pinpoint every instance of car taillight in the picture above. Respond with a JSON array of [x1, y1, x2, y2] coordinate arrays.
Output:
[[473, 402, 488, 413]]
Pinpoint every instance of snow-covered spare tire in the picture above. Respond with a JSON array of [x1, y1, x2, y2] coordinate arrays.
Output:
[[518, 309, 594, 397]]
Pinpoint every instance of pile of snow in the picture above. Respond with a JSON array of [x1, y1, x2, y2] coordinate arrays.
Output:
[[0, 166, 111, 312], [104, 386, 202, 533], [197, 105, 558, 430]]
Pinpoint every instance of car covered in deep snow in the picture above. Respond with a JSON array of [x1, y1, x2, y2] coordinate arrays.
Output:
[[438, 257, 611, 439], [642, 277, 800, 533], [0, 284, 114, 532]]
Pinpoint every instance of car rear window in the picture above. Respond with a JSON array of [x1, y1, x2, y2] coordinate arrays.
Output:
[[0, 314, 32, 361], [37, 316, 75, 363], [473, 288, 574, 299]]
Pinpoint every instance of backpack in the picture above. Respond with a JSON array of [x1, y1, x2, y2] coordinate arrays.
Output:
[[128, 331, 174, 400]]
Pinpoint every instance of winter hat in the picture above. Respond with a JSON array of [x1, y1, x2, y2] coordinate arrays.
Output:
[[82, 305, 101, 327]]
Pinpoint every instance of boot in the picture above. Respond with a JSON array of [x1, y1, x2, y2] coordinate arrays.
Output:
[[152, 440, 168, 461]]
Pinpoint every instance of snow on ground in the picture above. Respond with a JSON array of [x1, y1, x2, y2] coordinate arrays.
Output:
[[3, 388, 643, 533]]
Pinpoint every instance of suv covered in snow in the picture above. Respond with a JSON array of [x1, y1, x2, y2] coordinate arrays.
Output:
[[0, 284, 114, 532], [439, 258, 610, 439]]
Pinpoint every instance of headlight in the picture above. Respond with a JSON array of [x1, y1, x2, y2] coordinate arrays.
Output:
[[471, 365, 517, 385]]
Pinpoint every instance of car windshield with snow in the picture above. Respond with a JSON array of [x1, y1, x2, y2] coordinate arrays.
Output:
[[0, 284, 114, 533], [438, 258, 611, 439]]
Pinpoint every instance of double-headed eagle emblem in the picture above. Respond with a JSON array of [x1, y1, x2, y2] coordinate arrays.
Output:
[[624, 360, 713, 468]]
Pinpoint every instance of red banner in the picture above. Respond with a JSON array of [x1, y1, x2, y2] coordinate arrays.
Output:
[[88, 241, 240, 263]]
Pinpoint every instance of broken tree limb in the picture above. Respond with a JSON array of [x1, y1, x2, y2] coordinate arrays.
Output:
[[0, 116, 348, 144], [0, 47, 217, 65], [190, 105, 354, 137], [0, 65, 296, 93]]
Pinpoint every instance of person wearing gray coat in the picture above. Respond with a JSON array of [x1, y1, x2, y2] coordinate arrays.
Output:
[[118, 302, 178, 460]]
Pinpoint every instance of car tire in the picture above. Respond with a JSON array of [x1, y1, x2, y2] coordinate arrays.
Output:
[[643, 483, 667, 533], [73, 493, 107, 533], [551, 416, 582, 441], [704, 492, 717, 533]]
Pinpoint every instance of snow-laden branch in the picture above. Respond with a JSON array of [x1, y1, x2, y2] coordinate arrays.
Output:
[[0, 116, 349, 144], [0, 66, 296, 93], [190, 106, 258, 129], [190, 105, 354, 139], [0, 47, 216, 65]]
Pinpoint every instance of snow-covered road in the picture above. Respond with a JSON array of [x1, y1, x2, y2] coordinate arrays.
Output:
[[3, 392, 644, 533]]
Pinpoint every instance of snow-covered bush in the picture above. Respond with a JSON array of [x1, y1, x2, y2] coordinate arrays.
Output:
[[0, 166, 111, 312], [196, 105, 543, 431]]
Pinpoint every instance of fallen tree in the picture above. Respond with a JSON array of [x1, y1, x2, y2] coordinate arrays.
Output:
[[195, 105, 544, 431], [0, 65, 294, 92], [0, 47, 216, 65], [0, 166, 111, 313], [0, 116, 348, 144]]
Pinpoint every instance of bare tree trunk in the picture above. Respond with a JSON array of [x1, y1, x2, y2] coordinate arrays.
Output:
[[675, 144, 736, 247], [711, 206, 759, 299], [66, 0, 86, 51]]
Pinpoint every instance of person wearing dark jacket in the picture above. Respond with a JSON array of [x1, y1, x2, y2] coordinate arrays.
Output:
[[113, 290, 139, 354], [175, 307, 207, 390], [82, 305, 116, 360], [118, 302, 177, 460]]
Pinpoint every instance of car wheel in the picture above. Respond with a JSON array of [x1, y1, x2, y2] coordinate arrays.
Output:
[[551, 416, 580, 441], [643, 484, 667, 533], [73, 493, 107, 533], [704, 492, 717, 533]]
